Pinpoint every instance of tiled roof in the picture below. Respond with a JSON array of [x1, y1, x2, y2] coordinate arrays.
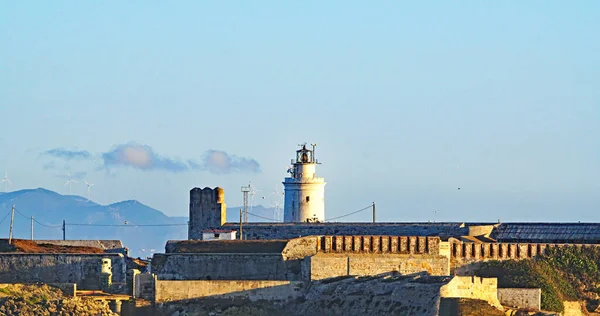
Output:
[[492, 223, 600, 243]]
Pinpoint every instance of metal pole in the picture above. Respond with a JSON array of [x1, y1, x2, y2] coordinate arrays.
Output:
[[62, 220, 66, 240], [8, 205, 15, 244], [372, 202, 376, 223], [31, 216, 34, 240], [239, 209, 243, 240]]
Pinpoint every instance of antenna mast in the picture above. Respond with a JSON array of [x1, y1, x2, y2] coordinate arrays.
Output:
[[241, 183, 251, 223]]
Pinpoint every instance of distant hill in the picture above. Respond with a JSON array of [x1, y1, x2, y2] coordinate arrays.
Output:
[[0, 188, 278, 258]]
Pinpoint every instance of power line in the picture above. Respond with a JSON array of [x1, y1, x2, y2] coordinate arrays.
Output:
[[13, 207, 62, 228], [325, 205, 373, 222], [0, 208, 12, 226], [247, 211, 279, 222], [33, 218, 62, 228], [65, 223, 187, 227]]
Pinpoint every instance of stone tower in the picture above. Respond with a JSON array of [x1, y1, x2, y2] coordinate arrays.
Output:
[[188, 187, 226, 240], [283, 144, 326, 222]]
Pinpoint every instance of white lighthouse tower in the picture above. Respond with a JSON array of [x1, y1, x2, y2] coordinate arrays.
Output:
[[283, 143, 326, 222]]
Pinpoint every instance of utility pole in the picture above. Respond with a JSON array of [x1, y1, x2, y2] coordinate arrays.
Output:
[[8, 205, 15, 244], [62, 220, 66, 240], [239, 209, 243, 240], [372, 202, 376, 223], [31, 216, 34, 240]]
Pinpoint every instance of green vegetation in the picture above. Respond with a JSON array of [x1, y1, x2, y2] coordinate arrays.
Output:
[[473, 245, 600, 313]]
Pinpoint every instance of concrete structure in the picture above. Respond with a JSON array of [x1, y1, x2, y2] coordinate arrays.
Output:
[[202, 229, 237, 240], [283, 144, 326, 222], [188, 187, 226, 240], [497, 288, 541, 311]]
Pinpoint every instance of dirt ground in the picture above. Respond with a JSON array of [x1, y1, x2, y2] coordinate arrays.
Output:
[[0, 239, 104, 254]]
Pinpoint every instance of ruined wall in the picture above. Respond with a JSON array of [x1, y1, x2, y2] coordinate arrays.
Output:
[[151, 253, 296, 281], [189, 187, 226, 240], [497, 288, 541, 310], [154, 280, 303, 303], [0, 253, 126, 290], [440, 276, 501, 309]]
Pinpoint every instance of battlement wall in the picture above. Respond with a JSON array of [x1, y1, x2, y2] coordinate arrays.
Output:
[[449, 239, 600, 271], [316, 236, 441, 255]]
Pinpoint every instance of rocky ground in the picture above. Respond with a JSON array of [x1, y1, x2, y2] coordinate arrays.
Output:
[[0, 284, 118, 316]]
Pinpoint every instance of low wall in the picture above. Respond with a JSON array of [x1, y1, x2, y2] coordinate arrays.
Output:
[[152, 253, 292, 280], [563, 301, 585, 316], [0, 253, 126, 290], [154, 280, 303, 303], [440, 276, 502, 309], [497, 288, 541, 310], [309, 253, 449, 280]]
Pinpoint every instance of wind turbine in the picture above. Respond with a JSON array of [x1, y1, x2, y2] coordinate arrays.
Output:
[[64, 172, 77, 195], [249, 182, 262, 216], [1, 172, 11, 192], [85, 180, 94, 201], [271, 184, 284, 221]]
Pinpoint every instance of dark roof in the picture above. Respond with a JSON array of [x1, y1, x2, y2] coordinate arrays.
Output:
[[492, 223, 600, 243]]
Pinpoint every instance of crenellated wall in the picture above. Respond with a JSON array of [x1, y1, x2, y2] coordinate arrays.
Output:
[[316, 235, 440, 255], [448, 238, 600, 271], [156, 236, 449, 281]]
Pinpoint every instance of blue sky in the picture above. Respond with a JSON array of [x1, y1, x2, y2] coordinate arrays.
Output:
[[1, 1, 598, 222]]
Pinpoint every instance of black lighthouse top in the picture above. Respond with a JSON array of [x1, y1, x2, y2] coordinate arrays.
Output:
[[295, 143, 319, 164]]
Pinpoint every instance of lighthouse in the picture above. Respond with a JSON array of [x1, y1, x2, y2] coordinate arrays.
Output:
[[283, 143, 326, 222]]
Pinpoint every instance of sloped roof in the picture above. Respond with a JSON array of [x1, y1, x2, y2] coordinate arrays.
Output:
[[491, 223, 600, 243]]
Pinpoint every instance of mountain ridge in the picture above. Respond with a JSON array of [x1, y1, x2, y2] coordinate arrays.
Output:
[[0, 188, 278, 257]]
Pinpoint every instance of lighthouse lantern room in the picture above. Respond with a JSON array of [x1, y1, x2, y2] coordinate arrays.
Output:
[[283, 143, 326, 223]]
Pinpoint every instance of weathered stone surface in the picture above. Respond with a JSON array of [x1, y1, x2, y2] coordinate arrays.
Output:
[[0, 254, 126, 290], [152, 253, 293, 281], [497, 288, 541, 310], [154, 280, 303, 303], [189, 187, 226, 240]]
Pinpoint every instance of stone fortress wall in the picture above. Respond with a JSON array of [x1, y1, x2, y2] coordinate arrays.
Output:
[[188, 187, 226, 240], [153, 235, 450, 281], [448, 238, 600, 271]]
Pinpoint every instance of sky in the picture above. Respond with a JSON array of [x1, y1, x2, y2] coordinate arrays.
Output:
[[0, 1, 598, 222]]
